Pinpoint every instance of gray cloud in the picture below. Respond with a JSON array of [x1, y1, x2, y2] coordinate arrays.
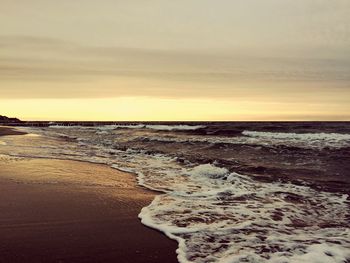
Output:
[[1, 36, 349, 85], [0, 0, 349, 106]]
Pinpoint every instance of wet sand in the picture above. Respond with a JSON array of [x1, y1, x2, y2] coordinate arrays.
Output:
[[0, 128, 178, 263], [0, 126, 27, 136]]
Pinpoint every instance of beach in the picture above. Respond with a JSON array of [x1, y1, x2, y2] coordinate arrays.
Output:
[[0, 127, 178, 263], [1, 124, 349, 263]]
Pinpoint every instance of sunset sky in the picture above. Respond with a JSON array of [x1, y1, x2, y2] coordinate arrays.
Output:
[[0, 0, 349, 121]]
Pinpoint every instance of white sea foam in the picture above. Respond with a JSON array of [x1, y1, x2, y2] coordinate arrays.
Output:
[[242, 130, 350, 149], [185, 164, 229, 179], [141, 130, 350, 149], [145, 125, 205, 131], [49, 125, 86, 129], [1, 126, 349, 263], [49, 124, 205, 131], [282, 243, 350, 263], [95, 124, 145, 131], [140, 164, 350, 263], [114, 124, 146, 129]]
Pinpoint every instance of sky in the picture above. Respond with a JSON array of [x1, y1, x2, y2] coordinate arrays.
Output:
[[0, 0, 349, 121]]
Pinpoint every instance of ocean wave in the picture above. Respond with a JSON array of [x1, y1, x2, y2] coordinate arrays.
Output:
[[49, 125, 88, 129], [243, 130, 350, 141], [145, 125, 206, 131], [113, 124, 206, 131], [138, 130, 350, 149], [242, 130, 350, 149], [184, 163, 229, 179], [50, 124, 205, 132], [106, 124, 145, 130], [140, 163, 350, 263]]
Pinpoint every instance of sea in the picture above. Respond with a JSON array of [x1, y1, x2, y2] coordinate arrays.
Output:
[[0, 122, 349, 263]]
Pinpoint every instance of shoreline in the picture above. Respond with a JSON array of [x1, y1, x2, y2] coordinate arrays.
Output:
[[0, 128, 178, 263], [0, 126, 27, 136]]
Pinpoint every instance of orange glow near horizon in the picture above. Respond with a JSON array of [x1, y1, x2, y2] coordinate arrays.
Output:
[[1, 97, 349, 121]]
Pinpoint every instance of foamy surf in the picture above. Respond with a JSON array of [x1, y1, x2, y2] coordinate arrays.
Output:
[[50, 124, 205, 131], [139, 164, 350, 263], [242, 130, 350, 149], [140, 131, 350, 150], [145, 125, 206, 131]]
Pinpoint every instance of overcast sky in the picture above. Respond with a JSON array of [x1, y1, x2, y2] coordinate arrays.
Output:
[[0, 0, 349, 120]]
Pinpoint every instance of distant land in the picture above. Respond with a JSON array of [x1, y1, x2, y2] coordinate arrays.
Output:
[[0, 115, 22, 123]]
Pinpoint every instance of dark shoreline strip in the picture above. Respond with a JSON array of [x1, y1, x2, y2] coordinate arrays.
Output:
[[0, 126, 27, 136]]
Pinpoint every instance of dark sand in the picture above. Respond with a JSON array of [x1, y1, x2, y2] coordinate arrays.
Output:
[[0, 128, 178, 263], [0, 126, 27, 136]]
